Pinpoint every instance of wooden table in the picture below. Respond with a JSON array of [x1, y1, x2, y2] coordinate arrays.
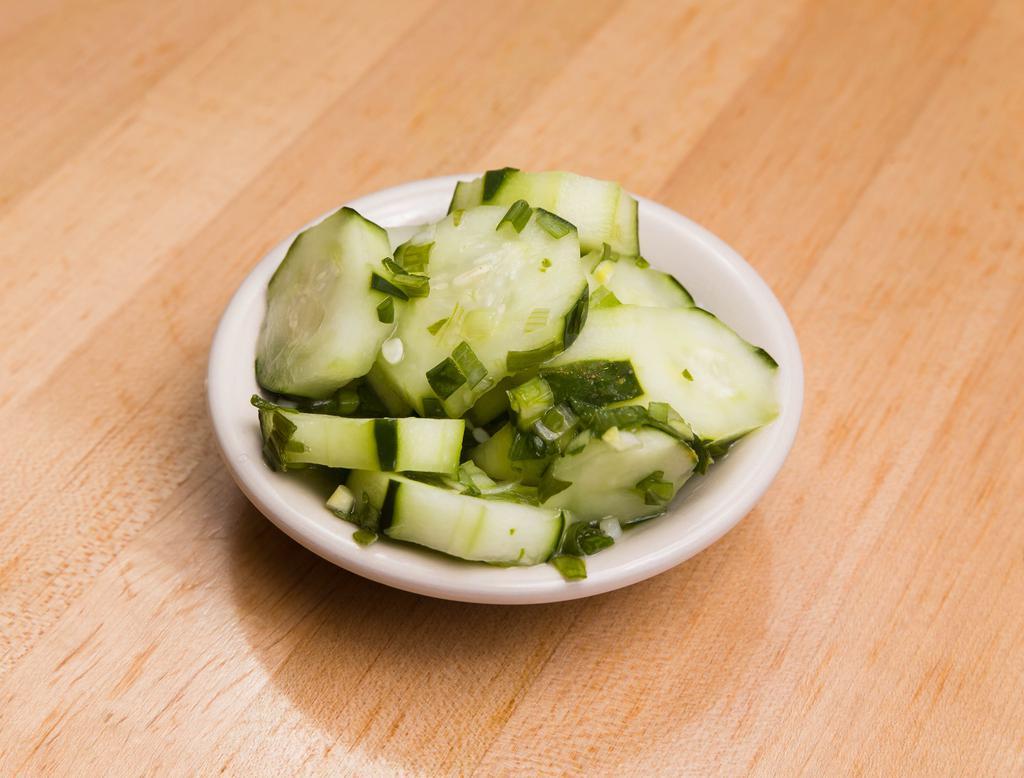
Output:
[[2, 0, 1022, 774]]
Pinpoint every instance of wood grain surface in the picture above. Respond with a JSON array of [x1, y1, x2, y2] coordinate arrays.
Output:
[[2, 0, 1022, 774]]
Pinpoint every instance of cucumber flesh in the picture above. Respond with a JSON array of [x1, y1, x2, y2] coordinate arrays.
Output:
[[253, 397, 463, 474], [376, 205, 586, 418], [543, 427, 696, 523], [470, 423, 546, 485], [343, 471, 564, 565], [256, 207, 394, 398], [548, 306, 779, 443], [450, 169, 640, 256], [584, 251, 693, 308]]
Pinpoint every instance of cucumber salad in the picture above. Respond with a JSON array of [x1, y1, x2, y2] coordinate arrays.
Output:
[[251, 169, 779, 580]]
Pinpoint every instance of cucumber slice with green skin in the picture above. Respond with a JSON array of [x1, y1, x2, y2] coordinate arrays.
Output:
[[584, 250, 693, 308], [342, 471, 564, 565], [470, 423, 546, 485], [252, 397, 463, 474], [365, 363, 413, 417], [449, 169, 640, 256], [548, 306, 779, 443], [376, 204, 587, 418], [543, 427, 697, 523], [256, 207, 395, 398]]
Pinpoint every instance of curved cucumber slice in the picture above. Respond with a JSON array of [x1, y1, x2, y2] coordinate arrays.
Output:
[[585, 251, 693, 308], [470, 423, 546, 485], [549, 306, 779, 443], [377, 205, 586, 418], [343, 471, 564, 565], [256, 207, 394, 398], [253, 397, 463, 474], [543, 427, 696, 523], [450, 169, 639, 256]]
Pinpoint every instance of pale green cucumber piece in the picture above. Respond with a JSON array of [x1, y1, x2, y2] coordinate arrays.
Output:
[[548, 306, 779, 443], [584, 250, 693, 308], [450, 168, 639, 256], [376, 204, 586, 417], [256, 207, 394, 398], [344, 472, 564, 565], [253, 397, 463, 474], [543, 427, 696, 523]]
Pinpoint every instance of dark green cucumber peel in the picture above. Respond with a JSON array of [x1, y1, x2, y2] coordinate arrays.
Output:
[[483, 167, 518, 200], [562, 285, 589, 349], [378, 480, 400, 532], [540, 359, 642, 406], [373, 419, 398, 471], [506, 341, 563, 371], [370, 272, 409, 301], [452, 341, 488, 388], [420, 396, 447, 418]]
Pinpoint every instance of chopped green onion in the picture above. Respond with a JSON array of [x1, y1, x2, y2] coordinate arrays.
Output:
[[552, 555, 587, 580], [421, 396, 446, 418], [497, 199, 532, 233], [682, 368, 694, 381], [427, 317, 448, 335], [535, 208, 575, 239], [524, 308, 550, 333], [395, 241, 433, 273], [539, 257, 552, 273], [634, 256, 650, 268], [507, 341, 561, 371], [507, 377, 554, 426], [561, 520, 615, 556], [452, 341, 488, 388], [634, 470, 674, 505], [600, 242, 620, 263], [352, 529, 378, 546], [376, 297, 394, 324], [451, 209, 464, 227], [381, 257, 430, 297], [370, 272, 409, 301], [426, 357, 467, 399]]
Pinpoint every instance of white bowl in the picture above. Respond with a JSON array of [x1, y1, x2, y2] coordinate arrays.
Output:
[[208, 174, 803, 604]]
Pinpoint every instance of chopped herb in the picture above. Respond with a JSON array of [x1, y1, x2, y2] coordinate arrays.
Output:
[[452, 209, 464, 227], [552, 555, 587, 580], [561, 520, 615, 556], [352, 529, 378, 546], [647, 402, 671, 423], [634, 470, 675, 505], [376, 297, 394, 324], [497, 199, 532, 233], [540, 258, 552, 271], [425, 357, 467, 399], [427, 317, 449, 335], [395, 241, 434, 273], [634, 256, 650, 268], [509, 528, 516, 535], [507, 377, 554, 426], [682, 368, 694, 381], [600, 242, 620, 263], [421, 396, 446, 418], [370, 272, 409, 301], [452, 341, 488, 388], [535, 208, 575, 239]]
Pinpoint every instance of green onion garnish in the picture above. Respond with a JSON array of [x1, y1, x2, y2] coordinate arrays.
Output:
[[376, 297, 394, 324], [452, 341, 487, 388], [427, 317, 448, 335], [535, 208, 575, 239], [370, 272, 409, 300], [426, 357, 467, 399], [497, 199, 532, 233], [523, 308, 550, 333], [682, 368, 693, 381], [552, 555, 587, 580]]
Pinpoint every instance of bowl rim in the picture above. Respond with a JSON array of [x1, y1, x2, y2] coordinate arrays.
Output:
[[207, 173, 804, 604]]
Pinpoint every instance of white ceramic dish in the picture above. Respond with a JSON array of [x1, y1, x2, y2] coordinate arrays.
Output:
[[208, 174, 803, 604]]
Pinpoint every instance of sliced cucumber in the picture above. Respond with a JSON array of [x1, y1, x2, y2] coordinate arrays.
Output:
[[470, 423, 545, 485], [376, 204, 587, 418], [584, 250, 693, 308], [365, 363, 413, 417], [252, 397, 463, 474], [256, 207, 394, 398], [548, 306, 779, 443], [450, 169, 639, 256], [543, 427, 696, 523], [342, 471, 564, 565]]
